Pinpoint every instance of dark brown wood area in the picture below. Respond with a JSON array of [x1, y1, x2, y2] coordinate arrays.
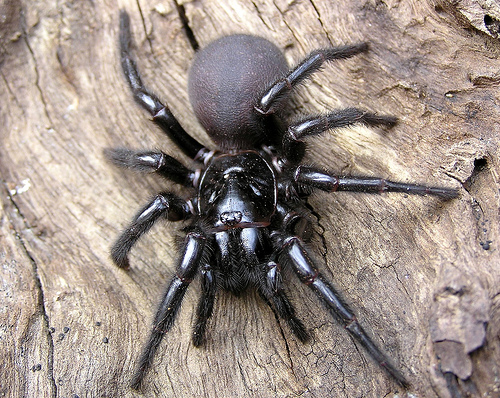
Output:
[[1, 1, 499, 397]]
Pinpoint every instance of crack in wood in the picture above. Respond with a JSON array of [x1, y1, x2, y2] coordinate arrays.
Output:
[[1, 182, 58, 397], [173, 0, 200, 51], [19, 9, 54, 129]]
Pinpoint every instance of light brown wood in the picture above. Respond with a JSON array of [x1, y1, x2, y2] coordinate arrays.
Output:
[[1, 0, 499, 397]]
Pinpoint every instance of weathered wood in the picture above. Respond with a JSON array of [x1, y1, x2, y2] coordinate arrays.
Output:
[[1, 0, 499, 397]]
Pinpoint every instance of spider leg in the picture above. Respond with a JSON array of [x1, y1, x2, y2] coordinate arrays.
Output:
[[294, 165, 459, 199], [255, 43, 369, 115], [258, 259, 309, 342], [282, 108, 396, 162], [192, 262, 217, 347], [131, 230, 207, 390], [104, 148, 197, 187], [111, 192, 191, 269], [119, 10, 211, 161], [279, 235, 409, 387]]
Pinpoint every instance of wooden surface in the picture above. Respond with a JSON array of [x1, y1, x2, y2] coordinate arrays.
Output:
[[1, 0, 499, 397]]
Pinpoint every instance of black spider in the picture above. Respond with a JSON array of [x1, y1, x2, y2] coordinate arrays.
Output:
[[107, 10, 458, 390]]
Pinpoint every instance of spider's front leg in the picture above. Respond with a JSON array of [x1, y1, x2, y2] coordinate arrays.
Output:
[[294, 165, 459, 199], [192, 262, 217, 347], [277, 234, 409, 387], [131, 229, 208, 390], [258, 259, 310, 342], [111, 192, 191, 269]]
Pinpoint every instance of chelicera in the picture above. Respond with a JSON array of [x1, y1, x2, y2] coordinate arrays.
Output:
[[107, 10, 458, 389]]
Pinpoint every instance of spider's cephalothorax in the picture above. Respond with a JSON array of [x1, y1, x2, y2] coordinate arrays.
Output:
[[108, 10, 459, 390]]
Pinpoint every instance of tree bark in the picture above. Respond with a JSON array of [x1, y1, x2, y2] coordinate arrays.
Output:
[[1, 0, 499, 397]]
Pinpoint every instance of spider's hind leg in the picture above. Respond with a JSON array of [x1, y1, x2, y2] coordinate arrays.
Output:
[[105, 148, 197, 187], [119, 10, 210, 161], [256, 43, 370, 115], [282, 108, 397, 163]]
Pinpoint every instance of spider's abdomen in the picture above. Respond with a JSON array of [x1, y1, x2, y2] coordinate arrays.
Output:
[[197, 151, 277, 232], [188, 34, 288, 149]]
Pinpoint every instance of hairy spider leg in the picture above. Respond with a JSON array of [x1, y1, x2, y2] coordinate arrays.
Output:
[[257, 259, 310, 342], [279, 235, 409, 387], [255, 43, 369, 115], [111, 193, 191, 269], [131, 230, 208, 390], [282, 108, 397, 162], [294, 165, 460, 199], [119, 10, 211, 161], [192, 262, 217, 347], [104, 148, 196, 187]]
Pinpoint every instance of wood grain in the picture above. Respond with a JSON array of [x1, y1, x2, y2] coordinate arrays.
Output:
[[1, 0, 499, 397]]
